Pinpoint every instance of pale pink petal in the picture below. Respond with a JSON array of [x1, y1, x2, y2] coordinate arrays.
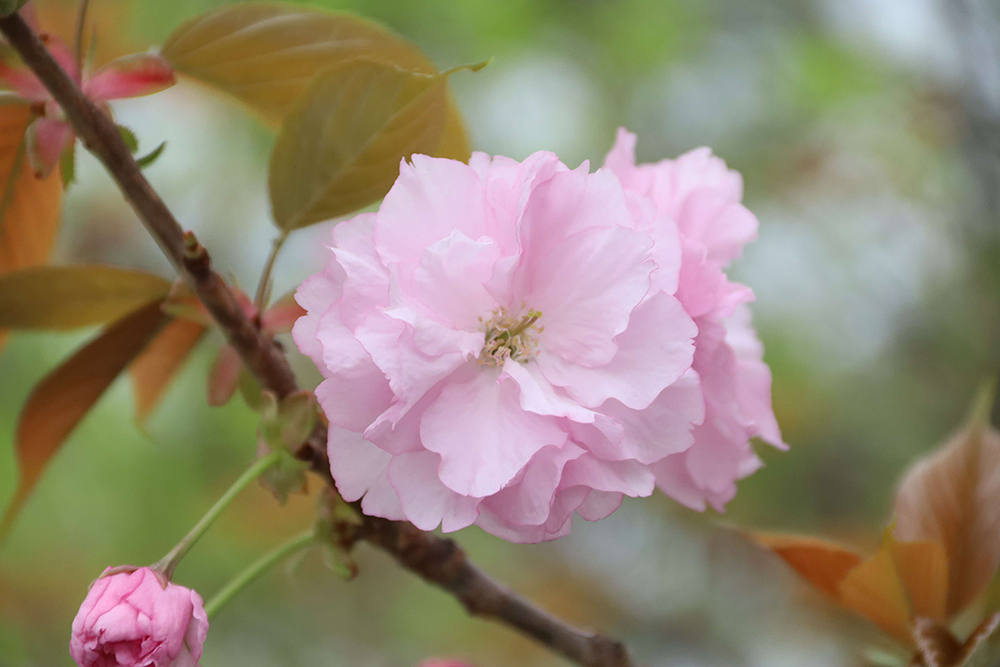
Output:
[[25, 116, 72, 177], [374, 155, 488, 270], [602, 127, 653, 194], [420, 365, 567, 497], [405, 230, 500, 330], [529, 226, 654, 368], [327, 426, 405, 520], [476, 486, 589, 543], [677, 190, 758, 266], [84, 53, 175, 102], [652, 454, 712, 511], [479, 442, 585, 527], [599, 369, 704, 464], [536, 292, 696, 409], [364, 382, 443, 455], [502, 360, 595, 424], [313, 305, 394, 431], [292, 248, 344, 368], [725, 304, 785, 448], [576, 490, 624, 521], [559, 454, 655, 498], [331, 213, 390, 329], [354, 311, 466, 406], [685, 418, 749, 495], [388, 451, 481, 532]]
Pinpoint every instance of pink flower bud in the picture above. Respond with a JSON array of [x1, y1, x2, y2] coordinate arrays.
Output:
[[418, 661, 473, 667], [70, 567, 209, 667]]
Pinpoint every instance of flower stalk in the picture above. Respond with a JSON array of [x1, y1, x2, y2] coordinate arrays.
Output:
[[204, 529, 316, 619], [153, 451, 282, 579]]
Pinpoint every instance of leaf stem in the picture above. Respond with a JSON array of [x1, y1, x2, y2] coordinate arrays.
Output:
[[153, 451, 282, 580], [204, 529, 315, 619], [73, 0, 91, 72], [254, 231, 288, 312]]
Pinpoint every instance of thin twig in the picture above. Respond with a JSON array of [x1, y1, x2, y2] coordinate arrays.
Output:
[[0, 11, 635, 667], [254, 230, 288, 312]]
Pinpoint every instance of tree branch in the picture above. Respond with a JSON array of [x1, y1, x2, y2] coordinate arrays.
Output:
[[0, 11, 634, 667]]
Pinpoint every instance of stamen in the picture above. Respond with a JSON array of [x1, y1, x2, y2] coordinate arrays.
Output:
[[478, 309, 543, 366]]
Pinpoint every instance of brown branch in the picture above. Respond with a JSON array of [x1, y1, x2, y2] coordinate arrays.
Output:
[[0, 11, 634, 667]]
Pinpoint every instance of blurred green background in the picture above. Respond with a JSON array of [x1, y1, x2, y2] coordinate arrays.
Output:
[[2, 0, 1000, 665]]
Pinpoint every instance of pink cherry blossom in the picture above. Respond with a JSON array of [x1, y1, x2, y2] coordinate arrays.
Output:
[[0, 36, 174, 176], [70, 566, 208, 667], [295, 151, 703, 542], [604, 128, 786, 511]]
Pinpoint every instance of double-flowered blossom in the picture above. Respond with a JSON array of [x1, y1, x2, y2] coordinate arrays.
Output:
[[0, 36, 174, 176], [604, 128, 786, 510], [70, 567, 208, 667], [295, 135, 782, 542]]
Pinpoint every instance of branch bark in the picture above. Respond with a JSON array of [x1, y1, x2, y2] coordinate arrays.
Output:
[[0, 11, 634, 667]]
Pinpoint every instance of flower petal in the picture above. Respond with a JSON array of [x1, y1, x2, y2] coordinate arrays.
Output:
[[374, 155, 489, 271], [479, 442, 585, 527], [599, 369, 704, 464], [388, 450, 481, 532], [537, 291, 696, 410], [420, 365, 567, 497], [327, 426, 405, 520]]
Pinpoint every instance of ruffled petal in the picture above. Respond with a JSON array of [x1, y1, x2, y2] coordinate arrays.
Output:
[[374, 155, 488, 271], [388, 451, 481, 532], [327, 426, 405, 520], [536, 291, 696, 410], [420, 365, 567, 497]]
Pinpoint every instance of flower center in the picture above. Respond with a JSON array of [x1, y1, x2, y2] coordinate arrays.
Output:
[[478, 307, 543, 366]]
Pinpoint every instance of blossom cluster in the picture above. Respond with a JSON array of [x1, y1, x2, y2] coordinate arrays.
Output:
[[70, 568, 208, 667], [294, 129, 784, 543]]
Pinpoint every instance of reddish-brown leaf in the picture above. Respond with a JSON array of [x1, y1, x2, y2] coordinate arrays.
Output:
[[754, 533, 863, 598], [837, 530, 915, 645], [894, 387, 1000, 617], [129, 318, 206, 423], [0, 106, 62, 273], [0, 301, 169, 541], [0, 105, 63, 350], [913, 618, 963, 667], [891, 537, 949, 623], [207, 344, 243, 407], [261, 291, 304, 334]]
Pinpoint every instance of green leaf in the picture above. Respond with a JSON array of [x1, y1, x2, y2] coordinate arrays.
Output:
[[238, 366, 263, 411], [60, 140, 76, 188], [0, 265, 171, 330], [136, 141, 166, 169], [259, 389, 317, 451], [117, 125, 139, 154], [256, 389, 315, 504], [0, 300, 169, 541], [268, 59, 482, 230], [0, 0, 30, 17], [159, 3, 474, 161]]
